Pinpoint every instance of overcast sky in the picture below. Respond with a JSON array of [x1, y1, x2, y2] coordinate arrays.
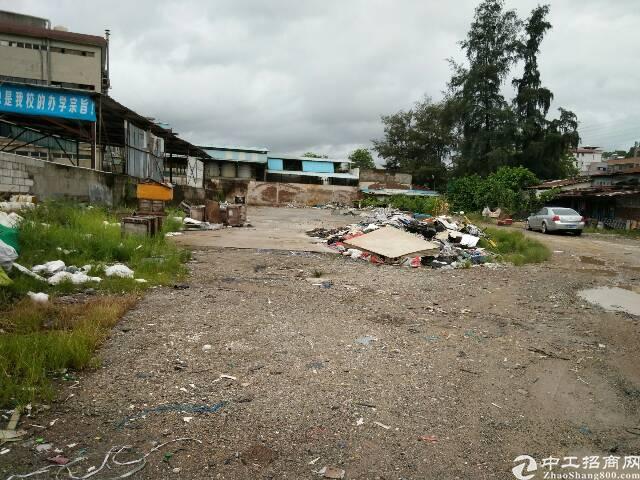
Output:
[[4, 0, 640, 159]]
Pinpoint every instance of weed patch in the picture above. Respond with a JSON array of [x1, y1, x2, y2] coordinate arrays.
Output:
[[0, 202, 189, 407], [0, 296, 137, 406], [481, 227, 551, 265]]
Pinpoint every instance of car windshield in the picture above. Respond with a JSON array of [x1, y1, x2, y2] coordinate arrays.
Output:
[[551, 208, 579, 215]]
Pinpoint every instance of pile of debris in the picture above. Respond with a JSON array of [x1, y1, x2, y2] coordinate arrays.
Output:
[[179, 200, 250, 230], [306, 208, 494, 269]]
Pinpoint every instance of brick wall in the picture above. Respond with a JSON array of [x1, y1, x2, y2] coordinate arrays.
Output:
[[0, 152, 137, 206], [0, 154, 35, 194]]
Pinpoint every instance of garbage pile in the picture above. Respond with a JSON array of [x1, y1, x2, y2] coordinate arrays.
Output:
[[306, 208, 494, 269]]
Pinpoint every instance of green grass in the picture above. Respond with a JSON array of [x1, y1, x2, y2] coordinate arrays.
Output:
[[360, 194, 447, 215], [480, 227, 551, 266], [583, 226, 640, 239], [0, 202, 190, 407], [0, 296, 136, 406], [0, 202, 189, 307]]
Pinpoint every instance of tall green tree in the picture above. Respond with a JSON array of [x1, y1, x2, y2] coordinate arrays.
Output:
[[348, 148, 375, 170], [513, 5, 552, 157], [447, 0, 521, 176], [302, 152, 328, 159], [373, 97, 452, 189], [512, 5, 579, 179]]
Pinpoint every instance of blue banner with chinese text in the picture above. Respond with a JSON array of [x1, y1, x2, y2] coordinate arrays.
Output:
[[0, 83, 96, 122]]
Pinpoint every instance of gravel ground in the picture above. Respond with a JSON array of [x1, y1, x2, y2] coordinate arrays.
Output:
[[2, 209, 640, 480]]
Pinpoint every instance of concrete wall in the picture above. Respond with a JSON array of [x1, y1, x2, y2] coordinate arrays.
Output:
[[246, 180, 358, 206], [359, 168, 412, 188], [0, 33, 103, 92], [171, 184, 212, 205], [0, 151, 136, 205]]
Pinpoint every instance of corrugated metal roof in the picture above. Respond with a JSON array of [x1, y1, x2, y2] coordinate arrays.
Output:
[[199, 145, 268, 153], [529, 178, 590, 189], [266, 169, 357, 180], [591, 167, 640, 176], [607, 157, 640, 165], [268, 153, 351, 164]]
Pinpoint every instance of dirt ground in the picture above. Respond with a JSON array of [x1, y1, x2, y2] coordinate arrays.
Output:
[[2, 207, 640, 479]]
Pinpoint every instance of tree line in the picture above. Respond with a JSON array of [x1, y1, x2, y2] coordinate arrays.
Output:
[[352, 0, 581, 189]]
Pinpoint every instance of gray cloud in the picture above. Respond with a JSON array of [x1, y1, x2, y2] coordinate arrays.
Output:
[[4, 0, 640, 159]]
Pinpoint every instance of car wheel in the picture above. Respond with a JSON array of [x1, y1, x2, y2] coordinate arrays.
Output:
[[575, 230, 582, 236], [541, 222, 548, 234]]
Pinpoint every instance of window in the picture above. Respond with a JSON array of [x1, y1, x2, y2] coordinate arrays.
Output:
[[282, 159, 302, 171], [551, 208, 579, 216]]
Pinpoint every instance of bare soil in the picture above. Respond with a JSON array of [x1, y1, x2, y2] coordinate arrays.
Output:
[[2, 208, 640, 479]]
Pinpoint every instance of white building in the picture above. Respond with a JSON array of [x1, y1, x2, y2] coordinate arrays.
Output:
[[571, 146, 603, 174]]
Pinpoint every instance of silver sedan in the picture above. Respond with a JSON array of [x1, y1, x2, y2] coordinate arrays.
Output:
[[526, 207, 585, 235]]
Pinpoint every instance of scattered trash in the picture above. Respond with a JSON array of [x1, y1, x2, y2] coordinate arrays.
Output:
[[116, 402, 226, 428], [306, 208, 492, 270], [33, 260, 66, 275], [0, 211, 23, 228], [48, 271, 102, 285], [317, 466, 346, 479], [309, 456, 321, 465], [355, 335, 376, 346], [35, 443, 53, 452], [0, 448, 9, 455], [344, 226, 440, 259], [183, 217, 224, 231], [5, 437, 202, 480], [27, 291, 49, 304], [374, 421, 391, 430], [0, 239, 18, 269], [12, 262, 45, 281], [355, 417, 364, 426], [47, 455, 70, 465], [105, 264, 134, 279], [418, 435, 438, 443], [0, 409, 26, 443], [165, 231, 183, 237], [579, 425, 592, 435], [183, 417, 193, 423], [202, 344, 212, 351]]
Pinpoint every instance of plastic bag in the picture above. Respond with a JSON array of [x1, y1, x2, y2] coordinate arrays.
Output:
[[0, 238, 18, 270]]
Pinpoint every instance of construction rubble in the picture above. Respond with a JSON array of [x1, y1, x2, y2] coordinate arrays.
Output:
[[306, 207, 494, 269]]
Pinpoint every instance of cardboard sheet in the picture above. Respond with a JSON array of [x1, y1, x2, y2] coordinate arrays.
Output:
[[343, 226, 440, 259]]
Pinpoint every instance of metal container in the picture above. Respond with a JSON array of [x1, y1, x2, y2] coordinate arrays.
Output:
[[207, 162, 221, 178], [221, 162, 236, 178], [237, 164, 252, 178]]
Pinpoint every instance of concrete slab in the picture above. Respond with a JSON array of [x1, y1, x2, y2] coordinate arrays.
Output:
[[171, 206, 350, 253], [343, 226, 440, 258]]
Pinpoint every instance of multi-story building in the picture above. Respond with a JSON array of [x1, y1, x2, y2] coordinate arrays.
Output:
[[0, 10, 109, 93], [571, 146, 603, 174], [607, 157, 640, 173]]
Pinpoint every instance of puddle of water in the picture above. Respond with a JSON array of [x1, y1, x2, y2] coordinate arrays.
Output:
[[578, 287, 640, 316], [579, 256, 605, 266]]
